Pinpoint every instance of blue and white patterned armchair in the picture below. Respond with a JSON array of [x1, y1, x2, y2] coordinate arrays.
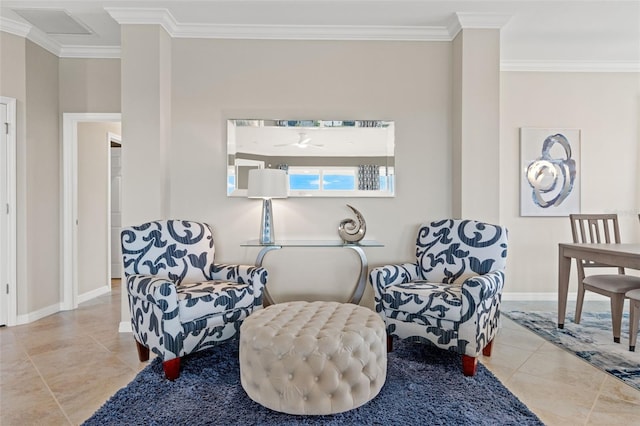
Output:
[[121, 220, 268, 380], [369, 219, 508, 376]]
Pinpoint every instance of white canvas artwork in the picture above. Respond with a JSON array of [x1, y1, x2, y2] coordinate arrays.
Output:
[[520, 128, 581, 217]]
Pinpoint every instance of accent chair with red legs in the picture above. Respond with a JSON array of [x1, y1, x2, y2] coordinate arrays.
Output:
[[369, 219, 508, 376], [121, 220, 268, 380]]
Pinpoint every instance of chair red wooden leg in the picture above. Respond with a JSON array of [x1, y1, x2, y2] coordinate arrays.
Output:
[[462, 355, 478, 376], [135, 340, 149, 362], [387, 335, 393, 353], [163, 358, 181, 381], [482, 339, 494, 357]]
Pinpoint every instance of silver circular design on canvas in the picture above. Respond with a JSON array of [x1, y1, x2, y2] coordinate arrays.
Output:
[[338, 204, 366, 243], [525, 133, 576, 208]]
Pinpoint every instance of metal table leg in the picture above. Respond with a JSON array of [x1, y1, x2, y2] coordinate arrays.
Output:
[[345, 245, 368, 305], [253, 244, 369, 306], [255, 245, 281, 306]]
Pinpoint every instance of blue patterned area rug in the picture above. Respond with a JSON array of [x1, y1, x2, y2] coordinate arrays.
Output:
[[504, 310, 640, 391], [83, 339, 542, 426]]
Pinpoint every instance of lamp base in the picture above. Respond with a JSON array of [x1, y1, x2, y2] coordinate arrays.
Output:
[[259, 198, 275, 245]]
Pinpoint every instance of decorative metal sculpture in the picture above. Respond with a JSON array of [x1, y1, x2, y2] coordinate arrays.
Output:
[[338, 204, 366, 243]]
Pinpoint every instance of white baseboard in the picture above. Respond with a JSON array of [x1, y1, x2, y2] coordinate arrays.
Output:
[[13, 286, 112, 326], [502, 292, 609, 302], [77, 285, 111, 304], [15, 303, 61, 325], [119, 321, 132, 333]]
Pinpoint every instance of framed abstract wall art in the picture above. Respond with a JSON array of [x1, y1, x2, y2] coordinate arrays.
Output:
[[520, 128, 581, 216]]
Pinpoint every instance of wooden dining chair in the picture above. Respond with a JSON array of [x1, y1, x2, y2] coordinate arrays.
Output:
[[627, 289, 640, 351], [569, 214, 640, 343]]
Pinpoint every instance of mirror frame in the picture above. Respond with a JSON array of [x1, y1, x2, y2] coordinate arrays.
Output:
[[227, 119, 395, 198]]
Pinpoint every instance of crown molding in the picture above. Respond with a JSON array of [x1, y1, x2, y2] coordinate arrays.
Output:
[[501, 60, 640, 73], [0, 16, 30, 37], [5, 9, 636, 69], [455, 12, 513, 29], [59, 45, 121, 59], [105, 7, 178, 35], [173, 23, 451, 41], [105, 8, 513, 41], [1, 15, 118, 58], [25, 25, 62, 56], [448, 12, 513, 38], [106, 7, 451, 41], [0, 16, 61, 56]]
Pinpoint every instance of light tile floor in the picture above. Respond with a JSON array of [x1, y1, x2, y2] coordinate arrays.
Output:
[[1, 285, 638, 425], [488, 300, 640, 425]]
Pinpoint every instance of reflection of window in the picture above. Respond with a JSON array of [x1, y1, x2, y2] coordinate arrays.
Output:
[[287, 166, 392, 196], [227, 173, 235, 195], [379, 166, 394, 192], [289, 169, 320, 190], [323, 169, 356, 190], [288, 167, 357, 192]]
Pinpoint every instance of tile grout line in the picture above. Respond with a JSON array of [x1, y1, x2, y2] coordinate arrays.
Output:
[[88, 332, 144, 375], [23, 350, 74, 426], [480, 316, 545, 387], [484, 342, 542, 417], [497, 321, 580, 424], [528, 329, 608, 426], [584, 374, 610, 425]]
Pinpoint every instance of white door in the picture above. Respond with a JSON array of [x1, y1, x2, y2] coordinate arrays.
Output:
[[0, 103, 7, 325], [110, 142, 122, 277]]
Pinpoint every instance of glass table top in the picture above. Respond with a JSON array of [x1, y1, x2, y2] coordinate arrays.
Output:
[[241, 239, 384, 248]]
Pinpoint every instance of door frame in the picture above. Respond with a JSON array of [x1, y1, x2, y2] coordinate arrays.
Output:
[[61, 113, 121, 310], [0, 97, 17, 326], [107, 131, 122, 281]]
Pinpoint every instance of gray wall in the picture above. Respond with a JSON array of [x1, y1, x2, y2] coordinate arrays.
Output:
[[59, 59, 121, 113], [0, 32, 121, 320], [24, 40, 60, 314], [2, 27, 639, 323], [151, 37, 454, 305], [500, 71, 640, 297]]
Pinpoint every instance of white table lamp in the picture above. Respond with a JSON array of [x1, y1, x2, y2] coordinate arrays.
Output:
[[248, 168, 288, 244]]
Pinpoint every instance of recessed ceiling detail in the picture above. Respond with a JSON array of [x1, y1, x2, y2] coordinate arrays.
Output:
[[12, 9, 93, 35]]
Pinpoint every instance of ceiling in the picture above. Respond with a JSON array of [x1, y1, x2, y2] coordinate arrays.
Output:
[[1, 1, 638, 70]]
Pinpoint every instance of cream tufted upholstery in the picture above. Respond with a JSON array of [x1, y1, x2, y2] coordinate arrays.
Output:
[[239, 301, 387, 415]]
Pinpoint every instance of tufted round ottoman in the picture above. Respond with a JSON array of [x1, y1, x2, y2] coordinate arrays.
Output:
[[239, 301, 387, 415]]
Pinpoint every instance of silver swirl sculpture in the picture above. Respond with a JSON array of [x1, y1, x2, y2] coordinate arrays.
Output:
[[525, 133, 576, 208], [338, 204, 366, 243]]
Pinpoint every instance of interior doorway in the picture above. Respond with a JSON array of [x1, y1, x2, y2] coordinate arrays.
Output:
[[62, 113, 121, 310], [0, 97, 16, 327]]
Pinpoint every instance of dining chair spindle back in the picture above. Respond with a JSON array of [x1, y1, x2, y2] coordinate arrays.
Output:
[[569, 214, 640, 344]]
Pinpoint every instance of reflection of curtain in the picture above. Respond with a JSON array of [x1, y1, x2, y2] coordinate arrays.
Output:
[[357, 120, 380, 128], [358, 165, 379, 190], [277, 164, 289, 173]]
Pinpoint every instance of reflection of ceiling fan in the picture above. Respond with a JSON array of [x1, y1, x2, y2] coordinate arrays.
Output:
[[274, 133, 324, 149]]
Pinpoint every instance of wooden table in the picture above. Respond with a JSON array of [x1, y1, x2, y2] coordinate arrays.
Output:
[[558, 243, 640, 328]]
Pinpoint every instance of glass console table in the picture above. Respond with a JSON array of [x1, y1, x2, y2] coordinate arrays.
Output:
[[241, 240, 384, 306]]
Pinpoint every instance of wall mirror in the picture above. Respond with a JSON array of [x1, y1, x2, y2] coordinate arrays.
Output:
[[227, 119, 395, 197]]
